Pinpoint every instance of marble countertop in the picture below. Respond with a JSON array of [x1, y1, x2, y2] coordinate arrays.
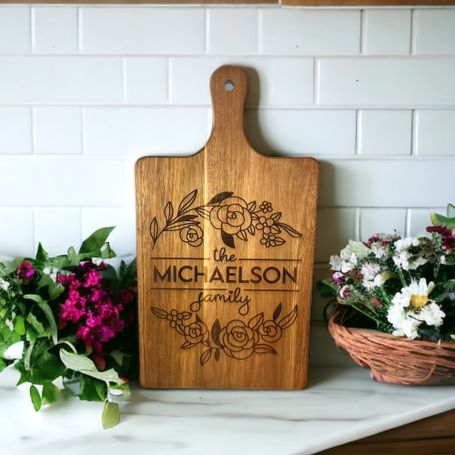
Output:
[[1, 365, 455, 455]]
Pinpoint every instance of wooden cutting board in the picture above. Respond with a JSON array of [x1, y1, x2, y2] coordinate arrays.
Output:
[[136, 65, 319, 389]]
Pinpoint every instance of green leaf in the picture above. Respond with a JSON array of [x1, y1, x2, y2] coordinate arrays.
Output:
[[42, 382, 61, 405], [29, 385, 42, 412], [24, 294, 58, 344], [447, 203, 455, 218], [26, 312, 45, 335], [80, 375, 107, 402], [431, 212, 455, 229], [67, 247, 79, 266], [14, 315, 25, 336], [59, 349, 121, 386], [102, 401, 120, 430], [35, 243, 49, 264], [0, 358, 6, 373], [79, 227, 115, 255]]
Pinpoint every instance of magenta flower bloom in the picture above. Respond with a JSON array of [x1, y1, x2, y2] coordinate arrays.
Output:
[[17, 261, 36, 280], [332, 272, 344, 285]]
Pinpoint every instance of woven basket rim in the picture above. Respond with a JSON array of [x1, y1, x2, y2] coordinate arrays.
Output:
[[329, 305, 455, 349]]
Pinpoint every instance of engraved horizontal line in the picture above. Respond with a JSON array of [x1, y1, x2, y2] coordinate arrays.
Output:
[[150, 257, 210, 260], [150, 287, 227, 292], [237, 258, 302, 262], [243, 289, 300, 292]]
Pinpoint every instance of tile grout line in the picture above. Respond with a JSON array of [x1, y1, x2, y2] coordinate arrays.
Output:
[[359, 9, 365, 55], [410, 109, 416, 156], [410, 9, 415, 55], [77, 7, 83, 52], [257, 9, 262, 54]]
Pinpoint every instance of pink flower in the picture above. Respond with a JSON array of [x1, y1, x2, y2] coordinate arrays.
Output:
[[332, 272, 344, 285], [83, 269, 102, 288], [17, 261, 36, 280]]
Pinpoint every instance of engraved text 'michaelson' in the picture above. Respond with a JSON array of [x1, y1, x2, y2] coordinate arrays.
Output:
[[152, 265, 297, 285]]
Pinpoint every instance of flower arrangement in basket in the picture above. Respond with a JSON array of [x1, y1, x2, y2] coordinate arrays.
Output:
[[0, 227, 137, 428], [318, 205, 455, 385]]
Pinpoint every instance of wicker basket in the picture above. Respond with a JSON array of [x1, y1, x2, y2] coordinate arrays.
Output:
[[328, 306, 455, 385]]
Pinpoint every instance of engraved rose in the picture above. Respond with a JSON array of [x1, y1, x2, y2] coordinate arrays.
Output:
[[209, 197, 252, 236], [179, 225, 203, 247], [184, 321, 209, 344], [219, 320, 259, 360], [258, 320, 282, 342]]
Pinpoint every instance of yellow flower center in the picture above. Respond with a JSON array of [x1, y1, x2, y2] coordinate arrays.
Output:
[[410, 294, 429, 310]]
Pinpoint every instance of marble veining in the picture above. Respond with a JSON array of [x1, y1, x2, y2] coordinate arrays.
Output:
[[1, 366, 455, 455]]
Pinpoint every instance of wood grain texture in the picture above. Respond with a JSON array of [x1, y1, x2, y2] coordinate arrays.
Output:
[[318, 409, 455, 455], [283, 0, 455, 5], [136, 65, 319, 389]]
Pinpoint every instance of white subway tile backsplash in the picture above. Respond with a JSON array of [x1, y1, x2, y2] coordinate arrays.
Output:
[[34, 107, 82, 155], [33, 7, 78, 54], [312, 264, 331, 322], [0, 107, 31, 154], [0, 208, 34, 258], [358, 110, 411, 156], [245, 109, 356, 156], [362, 10, 411, 55], [309, 324, 353, 367], [0, 57, 123, 105], [359, 208, 406, 239], [409, 208, 443, 237], [261, 9, 361, 55], [319, 159, 455, 208], [0, 158, 126, 206], [82, 207, 135, 257], [317, 58, 455, 106], [0, 7, 30, 54], [170, 57, 313, 106], [316, 208, 357, 263], [83, 107, 208, 156], [414, 110, 455, 156], [208, 9, 257, 55], [80, 8, 205, 55], [413, 10, 455, 55], [125, 58, 168, 105], [34, 208, 81, 256]]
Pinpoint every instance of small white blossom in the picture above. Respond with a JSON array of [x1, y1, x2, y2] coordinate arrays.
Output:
[[92, 257, 104, 266], [0, 278, 10, 291], [3, 341, 24, 360], [394, 237, 419, 252], [43, 266, 59, 282], [370, 243, 386, 259], [329, 255, 343, 271]]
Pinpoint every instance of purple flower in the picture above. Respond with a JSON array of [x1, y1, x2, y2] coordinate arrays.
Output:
[[332, 272, 344, 285], [17, 261, 36, 281]]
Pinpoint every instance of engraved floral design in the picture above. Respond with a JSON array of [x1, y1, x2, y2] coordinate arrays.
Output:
[[149, 189, 302, 249], [151, 303, 298, 365]]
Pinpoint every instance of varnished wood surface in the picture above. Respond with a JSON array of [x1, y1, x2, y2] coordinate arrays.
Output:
[[2, 0, 453, 4], [318, 409, 455, 455], [136, 65, 319, 389]]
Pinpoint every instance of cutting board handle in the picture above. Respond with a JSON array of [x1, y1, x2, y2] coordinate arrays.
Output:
[[207, 65, 249, 149]]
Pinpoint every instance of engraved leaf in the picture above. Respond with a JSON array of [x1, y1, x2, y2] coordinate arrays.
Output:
[[151, 307, 168, 319], [176, 325, 185, 336], [208, 192, 234, 205], [271, 212, 282, 222], [247, 201, 256, 212], [221, 231, 235, 249], [173, 214, 198, 222], [271, 225, 280, 234], [254, 344, 277, 354], [178, 189, 198, 215], [182, 312, 192, 320], [165, 221, 200, 231], [181, 342, 195, 349], [247, 224, 256, 236], [277, 306, 298, 329], [211, 319, 222, 347], [275, 237, 285, 246], [215, 349, 221, 361], [273, 303, 282, 322], [277, 222, 302, 238], [237, 230, 248, 241], [248, 312, 264, 330], [195, 207, 211, 220], [164, 201, 174, 223], [200, 348, 212, 366], [150, 218, 158, 242]]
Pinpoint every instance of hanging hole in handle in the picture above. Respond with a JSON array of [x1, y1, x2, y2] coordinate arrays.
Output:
[[224, 80, 235, 92]]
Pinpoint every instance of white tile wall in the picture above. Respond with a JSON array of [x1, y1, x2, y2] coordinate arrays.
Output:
[[413, 10, 455, 55], [0, 5, 454, 367], [33, 7, 78, 54], [358, 110, 412, 155], [362, 10, 411, 55], [414, 110, 455, 155], [0, 7, 30, 54]]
